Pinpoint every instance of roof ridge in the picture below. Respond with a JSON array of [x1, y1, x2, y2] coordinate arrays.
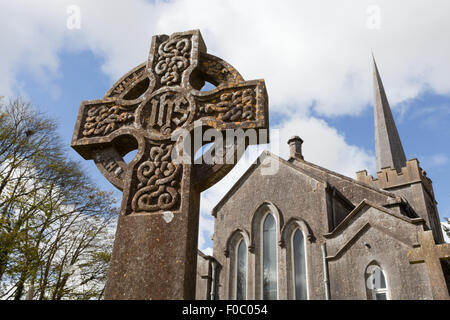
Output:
[[324, 199, 424, 238], [212, 151, 326, 216], [291, 157, 399, 199]]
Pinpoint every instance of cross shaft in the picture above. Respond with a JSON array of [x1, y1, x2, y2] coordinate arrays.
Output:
[[408, 230, 450, 300], [71, 30, 269, 299]]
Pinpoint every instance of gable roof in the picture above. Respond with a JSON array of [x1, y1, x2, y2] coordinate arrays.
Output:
[[324, 199, 424, 239], [290, 157, 398, 200], [211, 151, 325, 217], [323, 199, 425, 261], [211, 150, 420, 221]]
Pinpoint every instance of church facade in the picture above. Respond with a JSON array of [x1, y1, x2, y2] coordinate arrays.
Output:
[[195, 59, 449, 300]]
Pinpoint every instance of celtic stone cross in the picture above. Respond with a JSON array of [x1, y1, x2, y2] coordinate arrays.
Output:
[[71, 30, 268, 299]]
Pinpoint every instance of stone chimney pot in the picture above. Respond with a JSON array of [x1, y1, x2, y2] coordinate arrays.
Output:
[[288, 136, 303, 160]]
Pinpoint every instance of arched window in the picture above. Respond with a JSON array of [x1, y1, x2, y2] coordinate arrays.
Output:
[[292, 229, 307, 300], [262, 213, 277, 299], [366, 264, 389, 300], [236, 239, 247, 300]]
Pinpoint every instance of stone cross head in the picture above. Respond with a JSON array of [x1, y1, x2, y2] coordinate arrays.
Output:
[[72, 30, 269, 216]]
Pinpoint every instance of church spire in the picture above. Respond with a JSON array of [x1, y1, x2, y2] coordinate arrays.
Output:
[[372, 56, 407, 172]]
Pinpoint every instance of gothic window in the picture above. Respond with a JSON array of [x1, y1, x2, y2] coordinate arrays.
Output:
[[366, 264, 389, 300], [292, 229, 307, 300], [236, 239, 247, 300], [262, 213, 278, 299]]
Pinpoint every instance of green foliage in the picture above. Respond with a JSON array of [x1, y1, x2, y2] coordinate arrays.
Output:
[[0, 97, 118, 300]]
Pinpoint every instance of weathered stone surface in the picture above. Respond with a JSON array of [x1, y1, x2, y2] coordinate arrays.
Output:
[[324, 204, 431, 300], [71, 29, 268, 299], [357, 159, 444, 244], [210, 151, 437, 299], [105, 168, 200, 299], [198, 58, 448, 301], [211, 153, 330, 299], [373, 56, 407, 173], [408, 230, 450, 300], [196, 250, 220, 300]]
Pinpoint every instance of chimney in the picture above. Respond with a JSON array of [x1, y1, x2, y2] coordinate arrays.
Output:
[[288, 136, 303, 160]]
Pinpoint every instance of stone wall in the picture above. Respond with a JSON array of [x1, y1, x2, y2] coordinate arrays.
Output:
[[212, 155, 330, 299], [325, 205, 432, 299]]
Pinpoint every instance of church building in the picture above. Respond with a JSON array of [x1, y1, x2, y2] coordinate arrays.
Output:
[[195, 59, 449, 300]]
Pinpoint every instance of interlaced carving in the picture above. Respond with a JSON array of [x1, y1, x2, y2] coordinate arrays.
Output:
[[198, 53, 244, 86], [198, 88, 256, 121], [155, 36, 191, 86], [82, 104, 135, 137], [72, 30, 268, 216], [132, 143, 181, 212]]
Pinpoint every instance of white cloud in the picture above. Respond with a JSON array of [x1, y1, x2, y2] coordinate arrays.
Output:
[[1, 0, 449, 251], [430, 154, 449, 166], [2, 1, 450, 114], [419, 153, 449, 169], [201, 247, 213, 256], [0, 1, 67, 97], [273, 115, 375, 177]]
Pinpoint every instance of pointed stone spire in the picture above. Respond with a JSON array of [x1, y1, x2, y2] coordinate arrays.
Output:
[[373, 56, 407, 172]]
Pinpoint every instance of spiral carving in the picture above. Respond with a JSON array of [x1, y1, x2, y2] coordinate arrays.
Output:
[[82, 104, 134, 137], [199, 88, 256, 121], [155, 37, 191, 86], [72, 30, 269, 217], [132, 144, 182, 212]]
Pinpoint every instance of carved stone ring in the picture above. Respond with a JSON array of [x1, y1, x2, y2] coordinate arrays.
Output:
[[72, 30, 269, 216]]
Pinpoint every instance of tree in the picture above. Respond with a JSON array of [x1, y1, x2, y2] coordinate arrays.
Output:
[[443, 218, 450, 240], [0, 97, 118, 299]]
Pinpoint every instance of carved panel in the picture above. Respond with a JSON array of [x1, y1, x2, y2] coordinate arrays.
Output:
[[151, 35, 193, 87], [197, 87, 257, 121], [72, 30, 269, 216], [132, 143, 182, 212], [140, 90, 193, 136], [81, 102, 136, 138]]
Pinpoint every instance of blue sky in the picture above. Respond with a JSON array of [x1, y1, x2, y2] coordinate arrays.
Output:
[[1, 0, 450, 251]]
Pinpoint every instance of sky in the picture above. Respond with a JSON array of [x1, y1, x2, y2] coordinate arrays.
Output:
[[1, 0, 450, 252]]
